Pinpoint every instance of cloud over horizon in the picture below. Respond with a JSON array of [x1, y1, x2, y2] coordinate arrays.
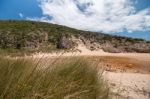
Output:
[[28, 0, 150, 33]]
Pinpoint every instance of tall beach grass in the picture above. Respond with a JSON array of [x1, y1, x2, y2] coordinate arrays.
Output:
[[0, 56, 109, 99]]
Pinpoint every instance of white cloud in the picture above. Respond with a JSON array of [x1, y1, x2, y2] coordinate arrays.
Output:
[[27, 16, 50, 22], [19, 13, 24, 18], [29, 0, 150, 33]]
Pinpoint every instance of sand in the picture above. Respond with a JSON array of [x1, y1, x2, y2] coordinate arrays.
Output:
[[23, 44, 150, 99], [104, 72, 150, 99], [31, 44, 150, 59]]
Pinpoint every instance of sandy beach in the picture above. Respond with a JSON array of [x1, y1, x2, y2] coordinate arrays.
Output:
[[28, 44, 150, 99]]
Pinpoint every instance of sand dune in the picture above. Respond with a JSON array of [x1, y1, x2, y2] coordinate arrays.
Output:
[[30, 44, 150, 99]]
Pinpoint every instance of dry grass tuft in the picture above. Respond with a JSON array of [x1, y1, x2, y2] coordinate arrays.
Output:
[[0, 56, 109, 99]]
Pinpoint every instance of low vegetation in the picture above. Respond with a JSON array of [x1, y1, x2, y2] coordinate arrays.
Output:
[[0, 20, 150, 54], [0, 56, 109, 99]]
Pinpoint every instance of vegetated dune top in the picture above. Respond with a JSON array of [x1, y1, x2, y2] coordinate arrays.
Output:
[[0, 20, 150, 53]]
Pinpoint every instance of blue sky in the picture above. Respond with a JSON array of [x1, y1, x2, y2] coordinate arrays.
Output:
[[0, 0, 42, 19], [0, 0, 150, 40]]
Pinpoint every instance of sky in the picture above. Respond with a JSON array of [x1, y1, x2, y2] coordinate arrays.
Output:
[[0, 0, 150, 40]]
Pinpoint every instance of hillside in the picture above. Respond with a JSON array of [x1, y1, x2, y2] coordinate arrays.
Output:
[[0, 20, 150, 53]]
